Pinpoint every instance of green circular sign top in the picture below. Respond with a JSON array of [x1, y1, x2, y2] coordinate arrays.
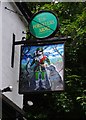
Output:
[[29, 11, 58, 39]]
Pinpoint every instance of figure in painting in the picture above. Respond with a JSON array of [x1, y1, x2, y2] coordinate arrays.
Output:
[[30, 47, 50, 90], [25, 45, 64, 91]]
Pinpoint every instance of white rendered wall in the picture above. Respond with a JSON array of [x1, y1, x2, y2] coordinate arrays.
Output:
[[1, 2, 27, 108], [0, 1, 2, 90], [0, 2, 2, 119]]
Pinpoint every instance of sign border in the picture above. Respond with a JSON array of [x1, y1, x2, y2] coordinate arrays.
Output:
[[29, 10, 59, 39], [19, 40, 65, 94]]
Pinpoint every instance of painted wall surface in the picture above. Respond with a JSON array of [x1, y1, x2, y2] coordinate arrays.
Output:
[[0, 1, 2, 90], [1, 2, 27, 108], [0, 1, 2, 119]]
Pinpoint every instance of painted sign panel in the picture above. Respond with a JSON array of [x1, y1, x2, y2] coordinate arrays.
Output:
[[29, 11, 58, 39], [19, 42, 64, 93]]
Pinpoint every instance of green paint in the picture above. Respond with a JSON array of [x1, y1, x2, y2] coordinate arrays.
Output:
[[35, 72, 39, 80], [41, 72, 45, 80], [29, 11, 58, 39]]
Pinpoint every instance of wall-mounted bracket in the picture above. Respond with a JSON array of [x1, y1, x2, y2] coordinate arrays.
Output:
[[11, 34, 15, 68], [11, 33, 71, 68], [11, 33, 32, 68], [11, 33, 27, 68]]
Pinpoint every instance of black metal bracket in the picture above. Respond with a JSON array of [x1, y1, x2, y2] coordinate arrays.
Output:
[[11, 33, 26, 68], [11, 33, 71, 68], [11, 34, 15, 68], [11, 33, 32, 68], [5, 7, 23, 16]]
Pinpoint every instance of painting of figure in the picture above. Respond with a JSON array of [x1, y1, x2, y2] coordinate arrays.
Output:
[[19, 43, 64, 93]]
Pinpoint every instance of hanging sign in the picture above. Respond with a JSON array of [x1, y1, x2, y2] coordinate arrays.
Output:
[[19, 41, 64, 94], [29, 10, 59, 39]]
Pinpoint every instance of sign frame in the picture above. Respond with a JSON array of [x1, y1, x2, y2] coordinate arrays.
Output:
[[19, 40, 65, 94], [29, 10, 59, 39]]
